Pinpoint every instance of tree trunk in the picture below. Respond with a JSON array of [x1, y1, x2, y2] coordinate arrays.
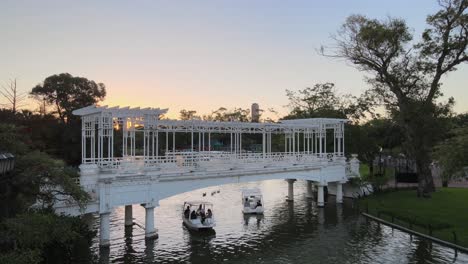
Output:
[[415, 153, 435, 197], [398, 102, 437, 197]]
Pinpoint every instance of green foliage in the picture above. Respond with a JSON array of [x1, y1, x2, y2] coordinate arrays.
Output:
[[1, 98, 83, 166], [0, 211, 96, 264], [284, 83, 354, 120], [330, 0, 468, 194], [179, 109, 200, 120], [0, 123, 28, 155], [1, 72, 103, 262], [370, 170, 393, 192], [358, 163, 394, 192], [0, 149, 90, 218], [0, 123, 95, 262], [0, 249, 41, 264], [30, 73, 106, 123], [359, 163, 370, 179], [346, 119, 402, 170], [204, 107, 251, 122], [434, 126, 468, 183], [14, 151, 90, 210]]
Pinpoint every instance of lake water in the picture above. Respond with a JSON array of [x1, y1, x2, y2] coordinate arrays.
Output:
[[89, 180, 468, 263]]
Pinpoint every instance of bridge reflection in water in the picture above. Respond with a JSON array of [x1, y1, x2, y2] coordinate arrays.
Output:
[[89, 180, 467, 264]]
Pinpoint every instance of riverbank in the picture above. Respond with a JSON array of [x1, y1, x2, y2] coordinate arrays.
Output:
[[359, 188, 468, 247]]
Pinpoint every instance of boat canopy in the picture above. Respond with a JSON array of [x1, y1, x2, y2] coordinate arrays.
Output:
[[241, 188, 262, 198], [184, 201, 213, 206]]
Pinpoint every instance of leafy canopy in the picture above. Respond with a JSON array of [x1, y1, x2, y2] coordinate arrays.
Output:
[[31, 73, 106, 123], [327, 0, 468, 194]]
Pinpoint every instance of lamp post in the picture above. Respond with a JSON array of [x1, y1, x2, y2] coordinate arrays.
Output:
[[0, 152, 15, 175]]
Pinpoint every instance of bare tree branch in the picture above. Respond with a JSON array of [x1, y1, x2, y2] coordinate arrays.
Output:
[[0, 78, 27, 113]]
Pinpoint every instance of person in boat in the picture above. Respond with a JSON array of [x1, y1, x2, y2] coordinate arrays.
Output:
[[244, 197, 249, 207], [206, 209, 213, 218], [197, 204, 205, 217], [190, 210, 197, 220], [184, 205, 190, 219], [197, 204, 206, 223], [256, 199, 262, 208]]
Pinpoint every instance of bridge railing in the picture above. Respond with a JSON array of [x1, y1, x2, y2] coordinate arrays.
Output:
[[92, 152, 346, 173]]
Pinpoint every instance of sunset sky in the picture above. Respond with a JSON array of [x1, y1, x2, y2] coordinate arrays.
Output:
[[1, 0, 467, 119]]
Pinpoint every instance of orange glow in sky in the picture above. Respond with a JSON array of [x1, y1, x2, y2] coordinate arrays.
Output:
[[1, 1, 467, 119]]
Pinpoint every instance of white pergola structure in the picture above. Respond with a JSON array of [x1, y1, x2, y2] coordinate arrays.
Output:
[[70, 105, 358, 247], [73, 105, 347, 170]]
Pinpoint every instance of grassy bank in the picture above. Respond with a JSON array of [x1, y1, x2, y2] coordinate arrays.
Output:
[[359, 188, 468, 247]]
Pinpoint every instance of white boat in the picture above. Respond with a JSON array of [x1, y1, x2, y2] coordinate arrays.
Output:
[[182, 201, 216, 231], [241, 188, 264, 214]]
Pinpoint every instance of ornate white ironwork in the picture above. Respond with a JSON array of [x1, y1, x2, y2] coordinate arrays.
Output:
[[73, 105, 348, 172]]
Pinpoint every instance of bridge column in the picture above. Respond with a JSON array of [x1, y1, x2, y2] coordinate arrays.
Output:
[[99, 212, 110, 247], [317, 184, 325, 207], [306, 180, 314, 199], [286, 179, 296, 201], [125, 205, 133, 226], [144, 205, 158, 239], [336, 182, 343, 204]]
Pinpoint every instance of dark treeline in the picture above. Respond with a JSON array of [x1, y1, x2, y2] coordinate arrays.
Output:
[[0, 73, 105, 264]]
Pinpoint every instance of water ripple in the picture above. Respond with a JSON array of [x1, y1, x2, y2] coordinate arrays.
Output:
[[87, 180, 468, 263]]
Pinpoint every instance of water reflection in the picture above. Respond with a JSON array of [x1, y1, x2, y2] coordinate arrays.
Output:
[[143, 238, 155, 263], [98, 246, 109, 264], [89, 180, 468, 264], [243, 214, 264, 227]]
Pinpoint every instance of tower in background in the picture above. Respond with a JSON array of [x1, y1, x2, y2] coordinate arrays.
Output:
[[251, 103, 260, 122]]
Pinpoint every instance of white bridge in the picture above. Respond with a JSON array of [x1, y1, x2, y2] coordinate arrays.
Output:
[[55, 105, 360, 247]]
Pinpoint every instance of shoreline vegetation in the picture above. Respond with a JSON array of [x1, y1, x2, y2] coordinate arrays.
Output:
[[358, 188, 468, 248]]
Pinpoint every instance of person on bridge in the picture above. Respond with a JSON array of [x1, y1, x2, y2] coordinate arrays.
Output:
[[184, 206, 190, 219], [190, 210, 197, 220]]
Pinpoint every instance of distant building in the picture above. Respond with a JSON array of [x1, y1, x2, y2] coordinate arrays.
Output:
[[251, 103, 260, 122]]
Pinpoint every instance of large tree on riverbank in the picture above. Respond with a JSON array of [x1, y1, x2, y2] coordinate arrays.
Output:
[[31, 73, 106, 124], [327, 0, 468, 196]]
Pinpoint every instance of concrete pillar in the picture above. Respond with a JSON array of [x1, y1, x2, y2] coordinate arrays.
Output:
[[306, 180, 314, 199], [125, 205, 133, 226], [317, 185, 325, 207], [286, 179, 296, 201], [336, 182, 343, 204], [145, 206, 158, 239], [100, 212, 110, 247]]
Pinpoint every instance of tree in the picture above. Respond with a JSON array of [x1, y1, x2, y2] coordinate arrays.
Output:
[[204, 107, 251, 122], [434, 119, 468, 186], [0, 79, 27, 114], [284, 82, 371, 120], [0, 211, 95, 264], [179, 109, 200, 120], [0, 124, 89, 218], [327, 0, 468, 196], [30, 73, 106, 123], [0, 124, 94, 263], [0, 123, 28, 155], [285, 83, 348, 118], [347, 119, 404, 191]]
